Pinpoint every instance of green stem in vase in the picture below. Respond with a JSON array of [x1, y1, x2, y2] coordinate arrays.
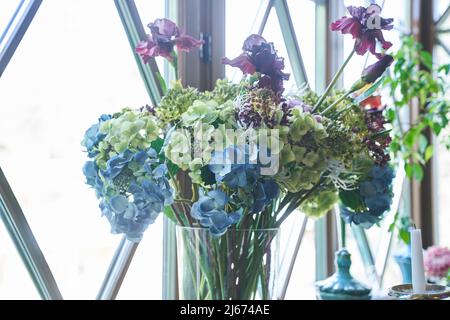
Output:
[[340, 217, 346, 249], [313, 49, 355, 113]]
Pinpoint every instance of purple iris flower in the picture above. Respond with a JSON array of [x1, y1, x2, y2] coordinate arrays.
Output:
[[330, 4, 393, 59], [222, 34, 290, 93], [136, 18, 203, 63]]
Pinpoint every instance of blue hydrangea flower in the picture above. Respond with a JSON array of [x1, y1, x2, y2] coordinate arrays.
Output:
[[82, 161, 104, 197], [82, 114, 111, 158], [102, 149, 135, 180], [84, 146, 173, 242], [209, 146, 279, 214], [191, 190, 242, 237], [341, 165, 394, 228]]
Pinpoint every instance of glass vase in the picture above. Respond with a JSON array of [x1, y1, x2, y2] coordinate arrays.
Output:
[[176, 226, 280, 300]]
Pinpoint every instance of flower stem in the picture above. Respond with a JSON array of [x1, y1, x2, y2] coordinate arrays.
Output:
[[340, 217, 346, 248], [313, 49, 355, 113], [170, 51, 179, 80], [320, 90, 352, 116]]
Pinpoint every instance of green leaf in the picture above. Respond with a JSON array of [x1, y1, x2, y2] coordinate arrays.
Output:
[[166, 159, 179, 177], [405, 163, 414, 179], [418, 134, 428, 154], [386, 109, 396, 122], [151, 137, 165, 154], [425, 145, 434, 162], [404, 128, 419, 149], [438, 63, 450, 75], [399, 229, 411, 245], [412, 163, 424, 181], [355, 78, 384, 104], [339, 190, 364, 210], [156, 71, 168, 96], [431, 122, 442, 135], [163, 206, 178, 224], [420, 51, 433, 70], [388, 211, 399, 233]]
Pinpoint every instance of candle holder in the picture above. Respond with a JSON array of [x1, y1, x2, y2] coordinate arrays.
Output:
[[388, 284, 450, 300]]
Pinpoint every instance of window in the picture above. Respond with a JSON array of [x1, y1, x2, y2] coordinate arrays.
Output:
[[0, 0, 166, 299]]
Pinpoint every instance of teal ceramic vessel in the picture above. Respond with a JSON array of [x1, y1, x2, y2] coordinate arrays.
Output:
[[394, 244, 412, 284], [315, 248, 371, 300]]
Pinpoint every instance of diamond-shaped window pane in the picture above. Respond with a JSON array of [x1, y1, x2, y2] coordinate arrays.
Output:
[[0, 0, 163, 299]]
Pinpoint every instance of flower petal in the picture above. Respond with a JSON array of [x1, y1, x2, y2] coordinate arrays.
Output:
[[174, 34, 204, 51], [222, 54, 256, 75], [243, 34, 267, 51]]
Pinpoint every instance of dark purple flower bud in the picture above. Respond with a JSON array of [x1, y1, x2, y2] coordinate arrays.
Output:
[[243, 34, 267, 51], [362, 55, 394, 83], [330, 5, 394, 59]]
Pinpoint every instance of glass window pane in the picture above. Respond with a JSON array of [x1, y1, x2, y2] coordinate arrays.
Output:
[[288, 0, 316, 89], [261, 9, 295, 89], [225, 0, 270, 82], [435, 0, 450, 26], [0, 0, 165, 299], [282, 214, 316, 299]]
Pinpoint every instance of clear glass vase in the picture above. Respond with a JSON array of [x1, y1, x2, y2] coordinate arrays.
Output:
[[176, 226, 280, 300]]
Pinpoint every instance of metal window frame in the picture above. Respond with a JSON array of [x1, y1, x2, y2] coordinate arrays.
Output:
[[0, 0, 42, 77], [0, 168, 62, 300], [314, 0, 343, 281]]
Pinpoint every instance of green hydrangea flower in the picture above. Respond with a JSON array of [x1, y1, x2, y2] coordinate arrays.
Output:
[[217, 100, 236, 127], [275, 165, 322, 192], [156, 81, 201, 126], [182, 100, 220, 126], [205, 78, 247, 104], [164, 129, 192, 170], [95, 109, 159, 169], [300, 190, 338, 218]]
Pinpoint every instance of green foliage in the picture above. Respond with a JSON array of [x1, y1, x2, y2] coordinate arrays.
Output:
[[388, 211, 413, 246], [339, 189, 365, 211], [383, 35, 450, 181]]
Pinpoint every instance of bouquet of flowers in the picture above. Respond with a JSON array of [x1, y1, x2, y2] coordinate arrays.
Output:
[[82, 5, 395, 300]]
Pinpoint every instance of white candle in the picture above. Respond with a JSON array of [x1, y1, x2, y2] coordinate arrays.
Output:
[[410, 229, 426, 294]]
